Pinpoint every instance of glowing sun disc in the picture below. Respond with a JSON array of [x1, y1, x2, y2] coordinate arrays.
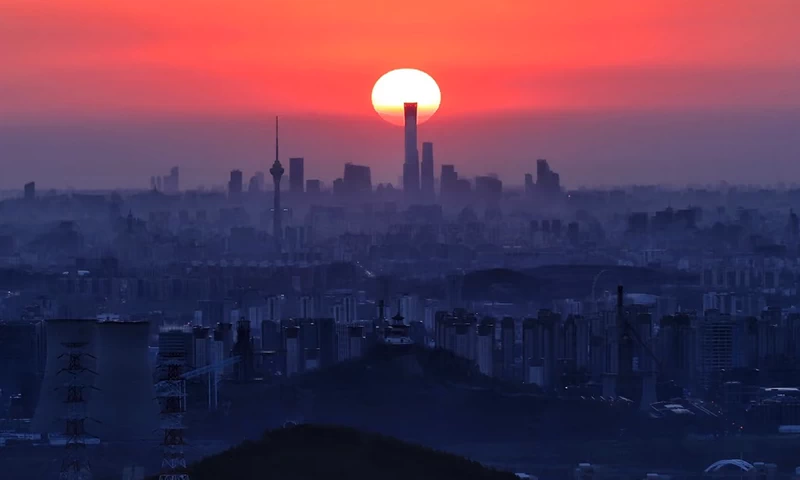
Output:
[[372, 68, 441, 126]]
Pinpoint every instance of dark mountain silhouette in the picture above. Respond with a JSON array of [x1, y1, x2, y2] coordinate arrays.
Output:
[[169, 424, 518, 480]]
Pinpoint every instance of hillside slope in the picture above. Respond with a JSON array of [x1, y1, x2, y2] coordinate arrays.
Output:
[[208, 345, 634, 445], [183, 424, 519, 480]]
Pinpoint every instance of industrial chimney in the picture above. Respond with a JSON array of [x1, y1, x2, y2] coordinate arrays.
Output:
[[88, 321, 159, 441], [32, 319, 98, 435]]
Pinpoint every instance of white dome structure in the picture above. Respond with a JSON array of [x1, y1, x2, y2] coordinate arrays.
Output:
[[88, 321, 160, 441], [704, 459, 755, 474]]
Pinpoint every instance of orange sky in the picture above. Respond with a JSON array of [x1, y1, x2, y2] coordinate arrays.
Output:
[[3, 0, 800, 121]]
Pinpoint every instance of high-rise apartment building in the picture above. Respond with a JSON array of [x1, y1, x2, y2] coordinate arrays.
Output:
[[501, 317, 516, 381], [698, 309, 735, 390], [265, 295, 282, 322], [476, 321, 494, 377], [283, 325, 300, 377], [299, 295, 315, 319]]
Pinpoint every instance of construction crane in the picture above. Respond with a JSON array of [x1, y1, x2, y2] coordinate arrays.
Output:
[[181, 356, 241, 411]]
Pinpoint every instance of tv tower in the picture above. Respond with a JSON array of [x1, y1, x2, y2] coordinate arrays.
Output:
[[270, 116, 285, 246], [402, 102, 420, 196]]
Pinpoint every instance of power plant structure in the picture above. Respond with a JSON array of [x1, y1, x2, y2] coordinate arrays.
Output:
[[270, 116, 285, 247], [32, 319, 98, 435], [88, 321, 159, 442], [600, 285, 660, 409], [402, 102, 420, 195], [58, 338, 97, 480], [155, 351, 190, 480], [34, 319, 161, 442]]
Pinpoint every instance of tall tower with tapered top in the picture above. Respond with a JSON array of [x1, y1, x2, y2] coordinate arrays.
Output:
[[402, 102, 420, 195], [270, 117, 284, 246]]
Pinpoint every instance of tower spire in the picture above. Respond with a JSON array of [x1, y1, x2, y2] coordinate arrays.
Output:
[[270, 116, 285, 249]]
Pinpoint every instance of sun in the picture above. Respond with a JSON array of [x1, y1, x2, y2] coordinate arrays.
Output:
[[371, 68, 441, 127]]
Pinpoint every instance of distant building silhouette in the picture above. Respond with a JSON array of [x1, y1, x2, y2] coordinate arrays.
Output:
[[524, 173, 534, 196], [474, 175, 502, 203], [440, 165, 457, 198], [23, 182, 35, 201], [228, 170, 243, 199], [421, 142, 434, 200], [163, 166, 179, 194], [150, 175, 163, 191], [342, 163, 372, 196], [306, 179, 321, 194], [536, 159, 561, 197], [289, 157, 304, 194], [248, 171, 265, 193], [403, 102, 420, 196]]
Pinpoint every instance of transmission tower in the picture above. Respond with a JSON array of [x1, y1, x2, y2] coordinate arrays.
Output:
[[57, 341, 97, 480], [155, 352, 190, 480]]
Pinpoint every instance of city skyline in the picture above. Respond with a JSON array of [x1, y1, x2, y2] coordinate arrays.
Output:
[[2, 0, 800, 189], [3, 108, 800, 191], [5, 3, 800, 480]]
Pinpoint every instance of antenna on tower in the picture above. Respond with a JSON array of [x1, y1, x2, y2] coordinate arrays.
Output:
[[275, 116, 279, 164]]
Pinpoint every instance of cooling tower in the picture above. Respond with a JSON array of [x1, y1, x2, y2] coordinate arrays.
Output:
[[32, 318, 98, 434], [88, 321, 160, 441]]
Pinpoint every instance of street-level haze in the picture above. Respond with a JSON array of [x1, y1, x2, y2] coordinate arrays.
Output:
[[2, 0, 800, 189]]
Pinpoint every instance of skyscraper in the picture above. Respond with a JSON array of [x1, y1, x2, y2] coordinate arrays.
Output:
[[163, 166, 179, 194], [402, 102, 420, 195], [501, 317, 516, 381], [536, 159, 561, 197], [440, 164, 457, 198], [289, 157, 304, 193], [305, 179, 321, 194], [270, 117, 284, 244], [524, 173, 534, 196], [23, 182, 35, 201], [342, 163, 372, 195], [228, 170, 243, 199], [421, 141, 434, 199], [248, 171, 265, 193]]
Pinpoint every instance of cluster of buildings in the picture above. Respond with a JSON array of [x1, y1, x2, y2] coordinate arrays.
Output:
[[5, 102, 800, 477]]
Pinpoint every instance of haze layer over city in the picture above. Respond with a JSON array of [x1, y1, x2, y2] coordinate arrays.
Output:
[[2, 2, 800, 480]]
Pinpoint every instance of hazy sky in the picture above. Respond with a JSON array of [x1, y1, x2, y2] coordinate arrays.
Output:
[[2, 0, 800, 189]]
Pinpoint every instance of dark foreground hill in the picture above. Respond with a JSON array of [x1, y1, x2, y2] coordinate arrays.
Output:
[[177, 424, 518, 480]]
